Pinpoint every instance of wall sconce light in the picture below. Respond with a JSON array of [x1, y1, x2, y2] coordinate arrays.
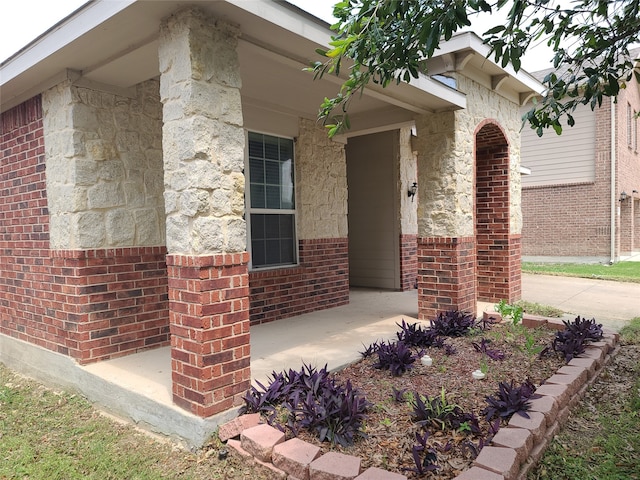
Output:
[[619, 191, 628, 202], [408, 182, 418, 202]]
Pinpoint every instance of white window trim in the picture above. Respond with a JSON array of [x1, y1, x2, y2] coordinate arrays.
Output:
[[634, 110, 638, 153], [627, 103, 633, 148], [244, 129, 299, 272]]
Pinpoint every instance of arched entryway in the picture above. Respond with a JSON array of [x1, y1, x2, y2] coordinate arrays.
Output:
[[475, 121, 521, 302]]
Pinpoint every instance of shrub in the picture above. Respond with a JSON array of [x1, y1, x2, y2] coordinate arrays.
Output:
[[241, 363, 369, 447], [396, 320, 442, 348], [553, 316, 604, 362], [292, 378, 369, 447]]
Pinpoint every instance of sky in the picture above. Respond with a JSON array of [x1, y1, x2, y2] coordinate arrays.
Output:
[[1, 0, 552, 72]]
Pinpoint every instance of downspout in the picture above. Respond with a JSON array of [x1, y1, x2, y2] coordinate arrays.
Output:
[[610, 98, 617, 264]]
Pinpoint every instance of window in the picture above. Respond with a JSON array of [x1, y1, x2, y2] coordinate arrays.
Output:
[[628, 103, 633, 148], [246, 132, 297, 269], [634, 111, 638, 152]]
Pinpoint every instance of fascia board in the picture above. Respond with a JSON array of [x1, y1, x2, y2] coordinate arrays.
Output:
[[227, 0, 333, 48], [1, 0, 136, 86]]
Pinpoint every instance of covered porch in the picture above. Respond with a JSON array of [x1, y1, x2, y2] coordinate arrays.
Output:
[[0, 288, 493, 446], [0, 0, 540, 442]]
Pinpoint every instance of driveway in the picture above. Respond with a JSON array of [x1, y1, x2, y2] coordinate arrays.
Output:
[[522, 273, 640, 331]]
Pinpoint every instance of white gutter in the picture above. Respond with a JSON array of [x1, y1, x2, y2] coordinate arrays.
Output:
[[610, 99, 617, 264]]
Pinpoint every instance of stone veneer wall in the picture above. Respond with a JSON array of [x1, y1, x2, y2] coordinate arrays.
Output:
[[39, 79, 169, 363], [413, 74, 523, 317], [249, 119, 349, 324], [43, 79, 165, 249]]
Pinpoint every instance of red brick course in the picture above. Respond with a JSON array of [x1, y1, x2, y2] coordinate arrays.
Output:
[[167, 252, 251, 417], [417, 236, 477, 319], [50, 247, 169, 363], [399, 234, 417, 291], [475, 122, 520, 303], [249, 238, 349, 325]]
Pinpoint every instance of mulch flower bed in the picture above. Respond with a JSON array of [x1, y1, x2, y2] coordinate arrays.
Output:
[[243, 315, 575, 478]]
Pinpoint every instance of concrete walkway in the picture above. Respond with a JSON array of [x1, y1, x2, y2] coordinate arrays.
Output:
[[522, 273, 640, 331]]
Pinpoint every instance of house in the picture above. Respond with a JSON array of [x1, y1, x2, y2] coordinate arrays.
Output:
[[521, 56, 640, 263], [0, 0, 540, 442]]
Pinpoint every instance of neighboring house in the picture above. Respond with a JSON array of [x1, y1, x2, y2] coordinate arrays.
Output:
[[0, 1, 539, 440], [521, 55, 640, 262]]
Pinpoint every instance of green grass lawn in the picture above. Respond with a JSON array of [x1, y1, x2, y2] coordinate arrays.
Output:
[[0, 368, 274, 480], [522, 261, 640, 283]]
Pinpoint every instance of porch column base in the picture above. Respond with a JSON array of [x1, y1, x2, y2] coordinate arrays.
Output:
[[417, 236, 477, 320], [167, 253, 250, 418]]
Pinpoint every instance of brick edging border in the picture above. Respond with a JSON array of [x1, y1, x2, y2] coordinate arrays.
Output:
[[218, 314, 620, 480]]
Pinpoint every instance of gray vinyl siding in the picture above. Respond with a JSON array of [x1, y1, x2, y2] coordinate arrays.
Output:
[[521, 103, 596, 187]]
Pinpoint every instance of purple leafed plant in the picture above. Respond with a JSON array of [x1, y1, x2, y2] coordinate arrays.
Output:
[[430, 310, 478, 337], [396, 319, 442, 348], [372, 340, 421, 376], [482, 379, 541, 422], [552, 316, 604, 362], [405, 431, 439, 476], [241, 363, 370, 447], [293, 378, 369, 447], [472, 338, 506, 360]]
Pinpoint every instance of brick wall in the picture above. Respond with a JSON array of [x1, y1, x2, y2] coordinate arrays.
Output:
[[475, 123, 521, 302], [417, 236, 477, 320], [167, 252, 250, 417], [0, 96, 57, 351], [249, 238, 349, 324], [1, 96, 170, 364], [399, 234, 417, 290], [522, 99, 613, 258], [522, 182, 611, 257], [50, 248, 169, 363], [616, 86, 640, 255]]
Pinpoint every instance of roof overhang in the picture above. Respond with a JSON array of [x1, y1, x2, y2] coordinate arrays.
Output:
[[425, 32, 544, 106], [0, 2, 539, 135]]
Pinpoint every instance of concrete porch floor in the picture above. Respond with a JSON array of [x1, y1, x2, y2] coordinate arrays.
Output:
[[2, 288, 494, 447], [82, 288, 426, 412], [80, 288, 490, 446]]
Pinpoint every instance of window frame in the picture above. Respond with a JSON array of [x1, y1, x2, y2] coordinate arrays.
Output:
[[627, 103, 633, 148], [244, 130, 299, 271], [634, 110, 638, 153]]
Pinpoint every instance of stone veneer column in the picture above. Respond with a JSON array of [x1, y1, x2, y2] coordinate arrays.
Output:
[[413, 112, 477, 318], [159, 8, 249, 417]]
